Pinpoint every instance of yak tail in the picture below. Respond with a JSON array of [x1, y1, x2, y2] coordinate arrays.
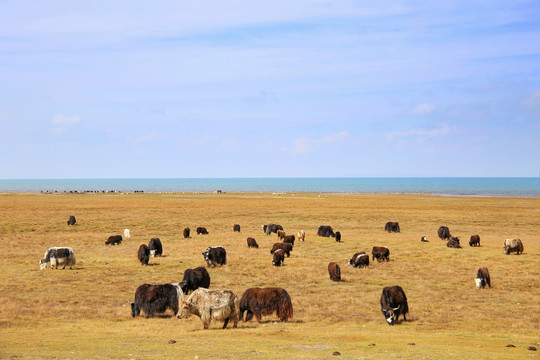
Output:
[[277, 289, 294, 321]]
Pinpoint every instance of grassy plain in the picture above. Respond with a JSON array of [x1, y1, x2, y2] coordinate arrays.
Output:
[[0, 192, 538, 359]]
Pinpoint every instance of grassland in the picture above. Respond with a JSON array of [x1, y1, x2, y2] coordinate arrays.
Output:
[[0, 192, 538, 359]]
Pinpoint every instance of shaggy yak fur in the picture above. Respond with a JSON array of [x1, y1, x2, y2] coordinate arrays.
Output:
[[202, 246, 227, 267], [130, 283, 183, 318], [380, 285, 409, 325], [179, 266, 211, 294], [446, 237, 462, 249], [177, 288, 240, 329], [239, 287, 294, 322], [328, 262, 341, 281]]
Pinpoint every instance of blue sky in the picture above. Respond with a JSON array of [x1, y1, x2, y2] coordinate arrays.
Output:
[[1, 1, 539, 178]]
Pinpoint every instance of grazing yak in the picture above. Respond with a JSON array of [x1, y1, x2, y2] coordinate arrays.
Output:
[[263, 224, 283, 235], [148, 238, 163, 257], [39, 247, 76, 270], [233, 224, 241, 232], [123, 228, 131, 239], [283, 234, 295, 246], [317, 225, 335, 238], [130, 283, 183, 318], [328, 262, 341, 282], [385, 222, 400, 233], [105, 235, 123, 246], [421, 236, 429, 242], [177, 288, 240, 329], [348, 252, 369, 268], [335, 231, 341, 242], [183, 227, 190, 238], [272, 249, 285, 266], [475, 267, 491, 289], [372, 246, 390, 262], [239, 287, 294, 322], [446, 237, 462, 249], [180, 267, 211, 294], [138, 244, 150, 265], [196, 227, 209, 235], [469, 234, 480, 247], [504, 239, 523, 255], [438, 226, 451, 240], [67, 215, 76, 226], [297, 230, 305, 241], [270, 242, 293, 257], [247, 237, 259, 248], [202, 246, 227, 267], [380, 285, 409, 325], [277, 230, 286, 240]]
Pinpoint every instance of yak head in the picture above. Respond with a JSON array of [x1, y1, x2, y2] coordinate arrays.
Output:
[[177, 300, 194, 319], [382, 305, 400, 325], [39, 259, 47, 270]]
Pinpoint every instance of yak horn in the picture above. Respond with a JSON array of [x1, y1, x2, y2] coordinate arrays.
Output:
[[392, 305, 400, 311]]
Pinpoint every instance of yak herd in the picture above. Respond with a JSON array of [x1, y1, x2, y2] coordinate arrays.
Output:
[[38, 215, 525, 329]]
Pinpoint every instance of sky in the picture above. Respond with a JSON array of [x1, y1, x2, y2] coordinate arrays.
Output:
[[1, 1, 539, 178]]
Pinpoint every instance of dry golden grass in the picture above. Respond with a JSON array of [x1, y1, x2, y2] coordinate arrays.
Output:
[[0, 192, 538, 359]]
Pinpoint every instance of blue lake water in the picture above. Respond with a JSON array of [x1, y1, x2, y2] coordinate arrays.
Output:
[[0, 178, 538, 197]]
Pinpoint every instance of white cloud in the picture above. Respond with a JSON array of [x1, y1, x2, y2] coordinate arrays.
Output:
[[386, 124, 454, 140], [292, 131, 350, 155], [52, 113, 81, 125], [411, 103, 435, 115]]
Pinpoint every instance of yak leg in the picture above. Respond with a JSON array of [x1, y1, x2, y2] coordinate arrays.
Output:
[[222, 318, 229, 329]]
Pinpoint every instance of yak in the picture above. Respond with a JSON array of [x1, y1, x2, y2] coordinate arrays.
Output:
[[503, 239, 523, 255], [105, 235, 122, 245], [183, 227, 190, 238], [180, 266, 211, 294], [328, 262, 341, 282], [202, 246, 227, 267], [239, 287, 293, 322], [138, 244, 150, 265], [233, 224, 241, 232], [272, 249, 285, 266], [372, 246, 390, 262], [317, 225, 335, 238], [475, 267, 491, 289], [39, 247, 76, 270], [177, 288, 240, 329], [385, 222, 400, 233], [270, 242, 293, 257], [148, 237, 163, 257], [130, 283, 183, 318], [469, 234, 480, 247], [247, 237, 259, 248], [67, 215, 76, 226], [438, 226, 451, 240], [380, 285, 409, 325]]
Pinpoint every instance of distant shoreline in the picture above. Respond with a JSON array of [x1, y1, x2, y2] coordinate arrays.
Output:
[[0, 177, 537, 197]]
